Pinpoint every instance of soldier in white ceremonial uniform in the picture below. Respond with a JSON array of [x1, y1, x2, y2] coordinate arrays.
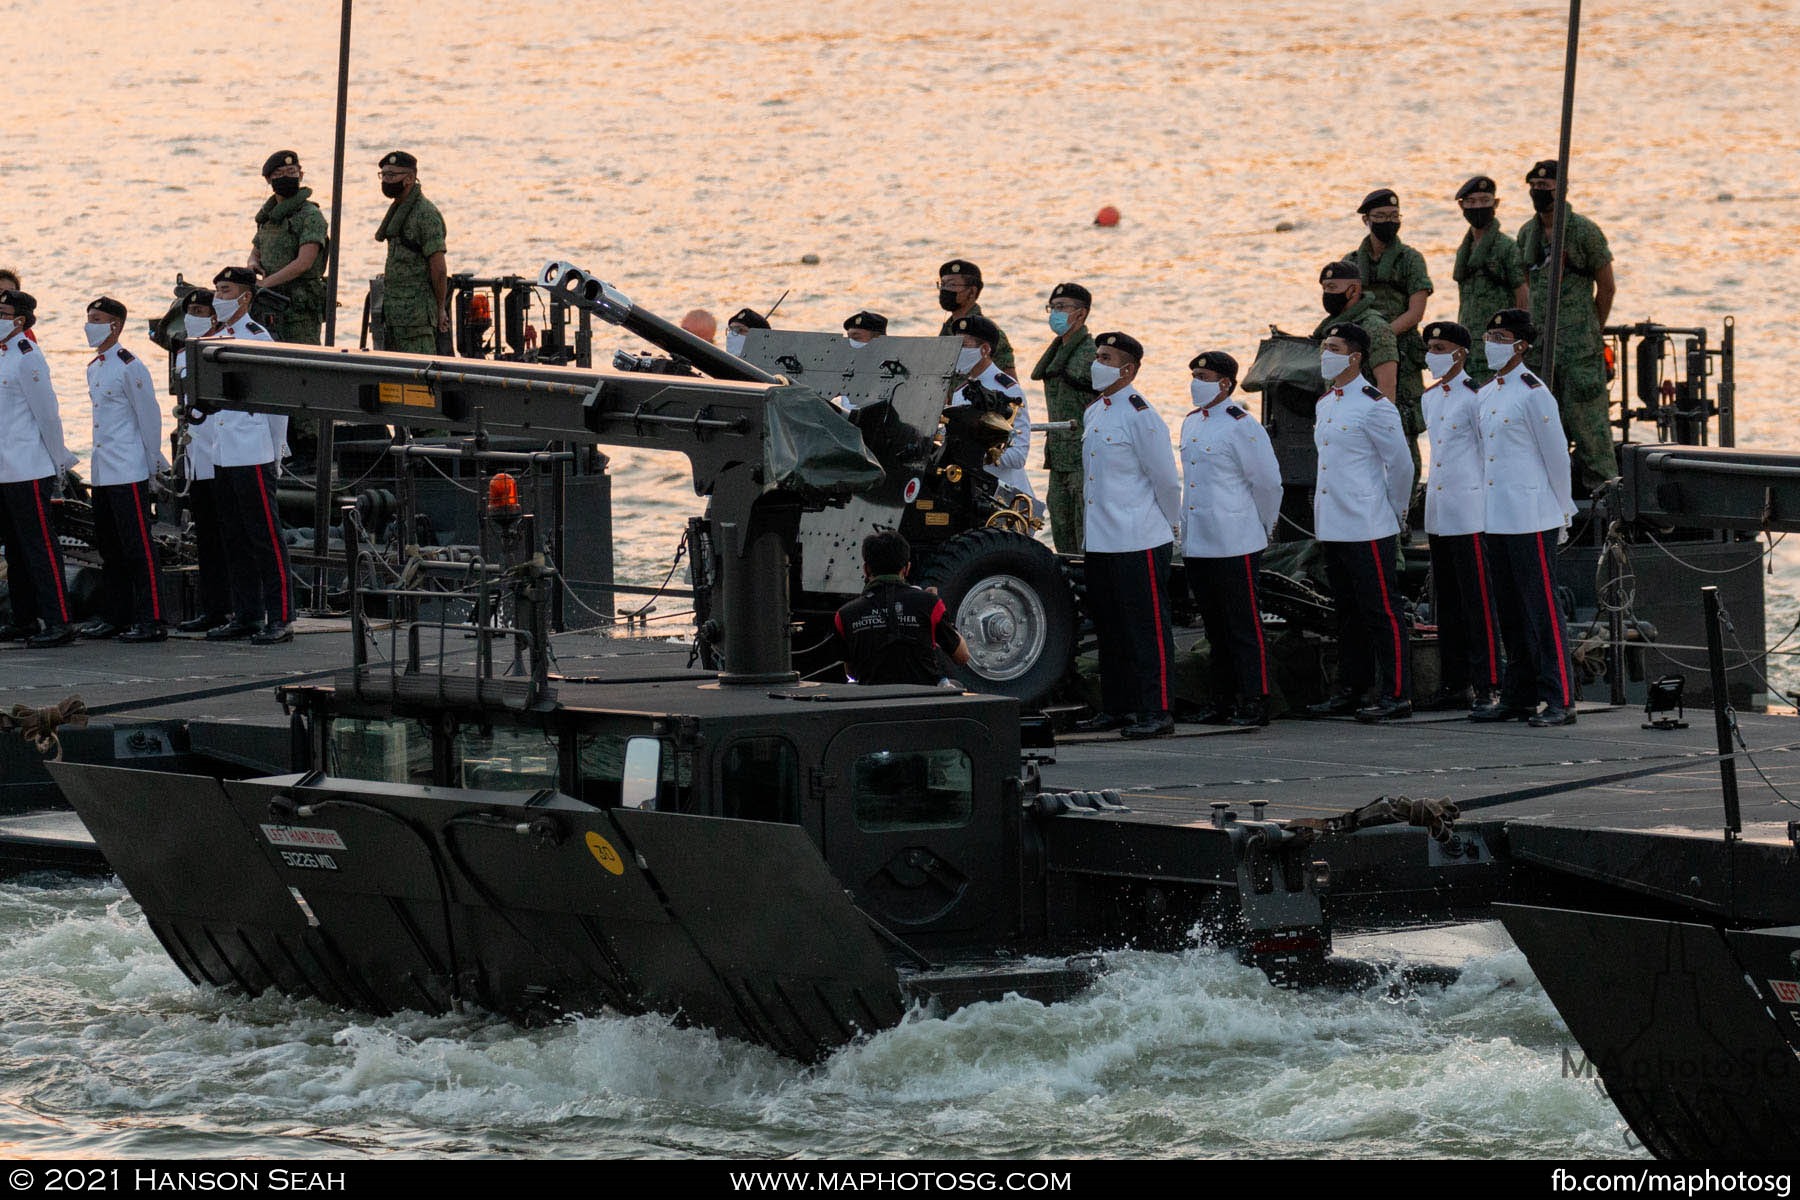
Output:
[[1304, 320, 1416, 723], [81, 296, 171, 642], [0, 289, 77, 647], [205, 267, 293, 645], [173, 289, 236, 634], [1471, 308, 1578, 727], [947, 314, 1035, 503], [1419, 320, 1502, 711], [1074, 331, 1182, 740], [1178, 350, 1282, 728]]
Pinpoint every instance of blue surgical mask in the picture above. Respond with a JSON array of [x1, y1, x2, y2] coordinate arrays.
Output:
[[1048, 310, 1071, 335]]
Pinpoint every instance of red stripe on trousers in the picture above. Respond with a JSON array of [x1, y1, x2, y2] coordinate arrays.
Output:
[[1243, 554, 1269, 694], [1471, 535, 1499, 687], [1145, 549, 1169, 709], [129, 481, 161, 621], [1535, 530, 1572, 705], [251, 467, 291, 622], [1369, 540, 1403, 698], [30, 480, 69, 622]]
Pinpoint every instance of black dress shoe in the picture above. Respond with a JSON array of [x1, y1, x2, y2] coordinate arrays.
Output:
[[1121, 712, 1175, 739], [205, 619, 258, 641], [1417, 686, 1473, 712], [1073, 712, 1130, 733], [1528, 704, 1577, 727], [26, 624, 75, 649], [176, 613, 229, 634], [1356, 697, 1414, 723], [77, 619, 121, 640], [250, 622, 294, 645], [1190, 704, 1236, 726], [1228, 698, 1270, 728], [1306, 691, 1361, 717], [118, 623, 169, 644], [1470, 700, 1535, 723]]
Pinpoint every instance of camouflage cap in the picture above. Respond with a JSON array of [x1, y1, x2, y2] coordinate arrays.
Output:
[[1094, 331, 1143, 362], [1187, 350, 1239, 380]]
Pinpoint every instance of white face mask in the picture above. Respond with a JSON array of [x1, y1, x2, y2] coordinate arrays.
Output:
[[954, 345, 984, 373], [1426, 350, 1459, 380], [725, 330, 746, 357], [213, 291, 242, 321], [1485, 341, 1518, 372], [184, 314, 215, 339], [85, 321, 113, 348], [1189, 378, 1222, 408], [1320, 350, 1353, 381], [1090, 361, 1121, 391], [845, 335, 870, 350]]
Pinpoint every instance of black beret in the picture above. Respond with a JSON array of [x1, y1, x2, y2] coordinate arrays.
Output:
[[1527, 159, 1558, 183], [89, 295, 128, 321], [1094, 331, 1143, 362], [1323, 321, 1371, 355], [728, 307, 770, 330], [1049, 281, 1091, 307], [952, 315, 1000, 348], [1456, 175, 1498, 201], [1488, 308, 1538, 341], [1187, 350, 1239, 380], [938, 259, 983, 285], [843, 310, 888, 335], [1357, 188, 1399, 214], [262, 150, 300, 177], [379, 150, 418, 170], [185, 288, 216, 310], [0, 288, 36, 314], [1319, 260, 1361, 283], [212, 266, 257, 288], [1421, 320, 1471, 348]]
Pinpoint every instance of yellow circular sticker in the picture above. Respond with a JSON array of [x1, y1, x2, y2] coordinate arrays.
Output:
[[585, 831, 625, 875]]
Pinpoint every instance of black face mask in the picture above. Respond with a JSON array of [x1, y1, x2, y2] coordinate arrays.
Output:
[[1463, 206, 1496, 230], [1370, 221, 1401, 244], [270, 177, 301, 199], [937, 288, 962, 313], [1530, 188, 1556, 213], [381, 180, 407, 199], [1322, 291, 1351, 316]]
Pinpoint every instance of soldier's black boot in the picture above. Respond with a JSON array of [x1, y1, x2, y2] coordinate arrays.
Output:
[[1121, 711, 1175, 739]]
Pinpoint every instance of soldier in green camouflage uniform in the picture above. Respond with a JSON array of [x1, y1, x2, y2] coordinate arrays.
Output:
[[1517, 159, 1617, 492], [1450, 174, 1528, 385], [1313, 261, 1399, 405], [373, 151, 448, 355], [1344, 189, 1430, 478], [1029, 281, 1096, 552], [935, 259, 1014, 374], [248, 150, 329, 344]]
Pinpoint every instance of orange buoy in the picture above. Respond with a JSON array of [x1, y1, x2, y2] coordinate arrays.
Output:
[[1094, 205, 1121, 227]]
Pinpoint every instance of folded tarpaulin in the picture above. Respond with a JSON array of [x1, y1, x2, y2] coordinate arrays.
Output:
[[763, 386, 884, 499]]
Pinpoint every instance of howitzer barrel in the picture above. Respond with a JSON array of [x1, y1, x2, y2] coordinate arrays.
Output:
[[536, 262, 783, 386]]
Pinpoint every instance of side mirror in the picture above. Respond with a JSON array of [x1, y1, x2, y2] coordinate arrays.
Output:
[[621, 737, 661, 810]]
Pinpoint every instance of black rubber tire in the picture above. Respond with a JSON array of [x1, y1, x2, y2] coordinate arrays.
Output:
[[917, 529, 1078, 710]]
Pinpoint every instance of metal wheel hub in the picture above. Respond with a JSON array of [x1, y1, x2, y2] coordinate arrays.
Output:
[[955, 573, 1047, 682]]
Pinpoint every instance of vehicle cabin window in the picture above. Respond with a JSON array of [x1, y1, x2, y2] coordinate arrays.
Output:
[[577, 732, 691, 809], [852, 748, 974, 832], [454, 724, 560, 792], [327, 717, 434, 785], [721, 738, 800, 824]]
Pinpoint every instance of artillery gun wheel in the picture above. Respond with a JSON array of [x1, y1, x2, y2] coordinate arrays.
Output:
[[919, 529, 1076, 710]]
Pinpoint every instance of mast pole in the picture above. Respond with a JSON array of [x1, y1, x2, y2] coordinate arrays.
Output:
[[1540, 0, 1581, 392], [309, 0, 353, 613]]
